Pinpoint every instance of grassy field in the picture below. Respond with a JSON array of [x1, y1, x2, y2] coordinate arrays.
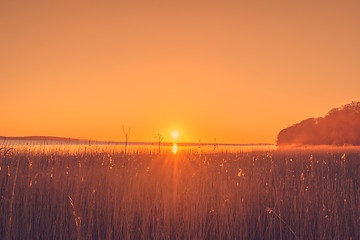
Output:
[[1, 146, 360, 239]]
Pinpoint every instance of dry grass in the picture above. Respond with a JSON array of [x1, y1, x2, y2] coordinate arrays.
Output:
[[1, 146, 360, 239]]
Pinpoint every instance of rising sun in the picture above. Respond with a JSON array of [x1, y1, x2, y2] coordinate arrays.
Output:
[[171, 130, 179, 139]]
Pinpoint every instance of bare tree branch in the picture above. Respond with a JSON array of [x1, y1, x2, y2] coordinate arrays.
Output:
[[122, 125, 131, 154], [156, 133, 164, 153]]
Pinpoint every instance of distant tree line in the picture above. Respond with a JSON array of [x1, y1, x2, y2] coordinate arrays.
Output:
[[277, 101, 360, 146]]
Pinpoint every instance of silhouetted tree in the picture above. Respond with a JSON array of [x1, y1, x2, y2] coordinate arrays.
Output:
[[213, 138, 218, 151], [156, 133, 164, 153], [122, 125, 131, 154]]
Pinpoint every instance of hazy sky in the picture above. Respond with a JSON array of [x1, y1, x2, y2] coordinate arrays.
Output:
[[1, 1, 359, 143]]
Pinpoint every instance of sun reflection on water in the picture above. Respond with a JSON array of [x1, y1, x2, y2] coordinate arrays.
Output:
[[172, 143, 178, 154]]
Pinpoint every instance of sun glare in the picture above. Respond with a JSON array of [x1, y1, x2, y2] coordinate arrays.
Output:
[[171, 130, 179, 139]]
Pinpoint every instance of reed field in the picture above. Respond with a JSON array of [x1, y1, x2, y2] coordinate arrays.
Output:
[[1, 146, 360, 239]]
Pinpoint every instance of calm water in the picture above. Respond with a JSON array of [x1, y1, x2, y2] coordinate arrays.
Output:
[[1, 139, 276, 153]]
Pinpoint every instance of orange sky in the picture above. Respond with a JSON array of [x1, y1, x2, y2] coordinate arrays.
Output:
[[1, 1, 359, 143]]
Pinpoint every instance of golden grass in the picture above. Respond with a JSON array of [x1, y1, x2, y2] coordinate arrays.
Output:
[[1, 147, 359, 239]]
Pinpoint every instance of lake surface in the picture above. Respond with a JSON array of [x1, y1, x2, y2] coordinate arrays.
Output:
[[1, 139, 276, 153]]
